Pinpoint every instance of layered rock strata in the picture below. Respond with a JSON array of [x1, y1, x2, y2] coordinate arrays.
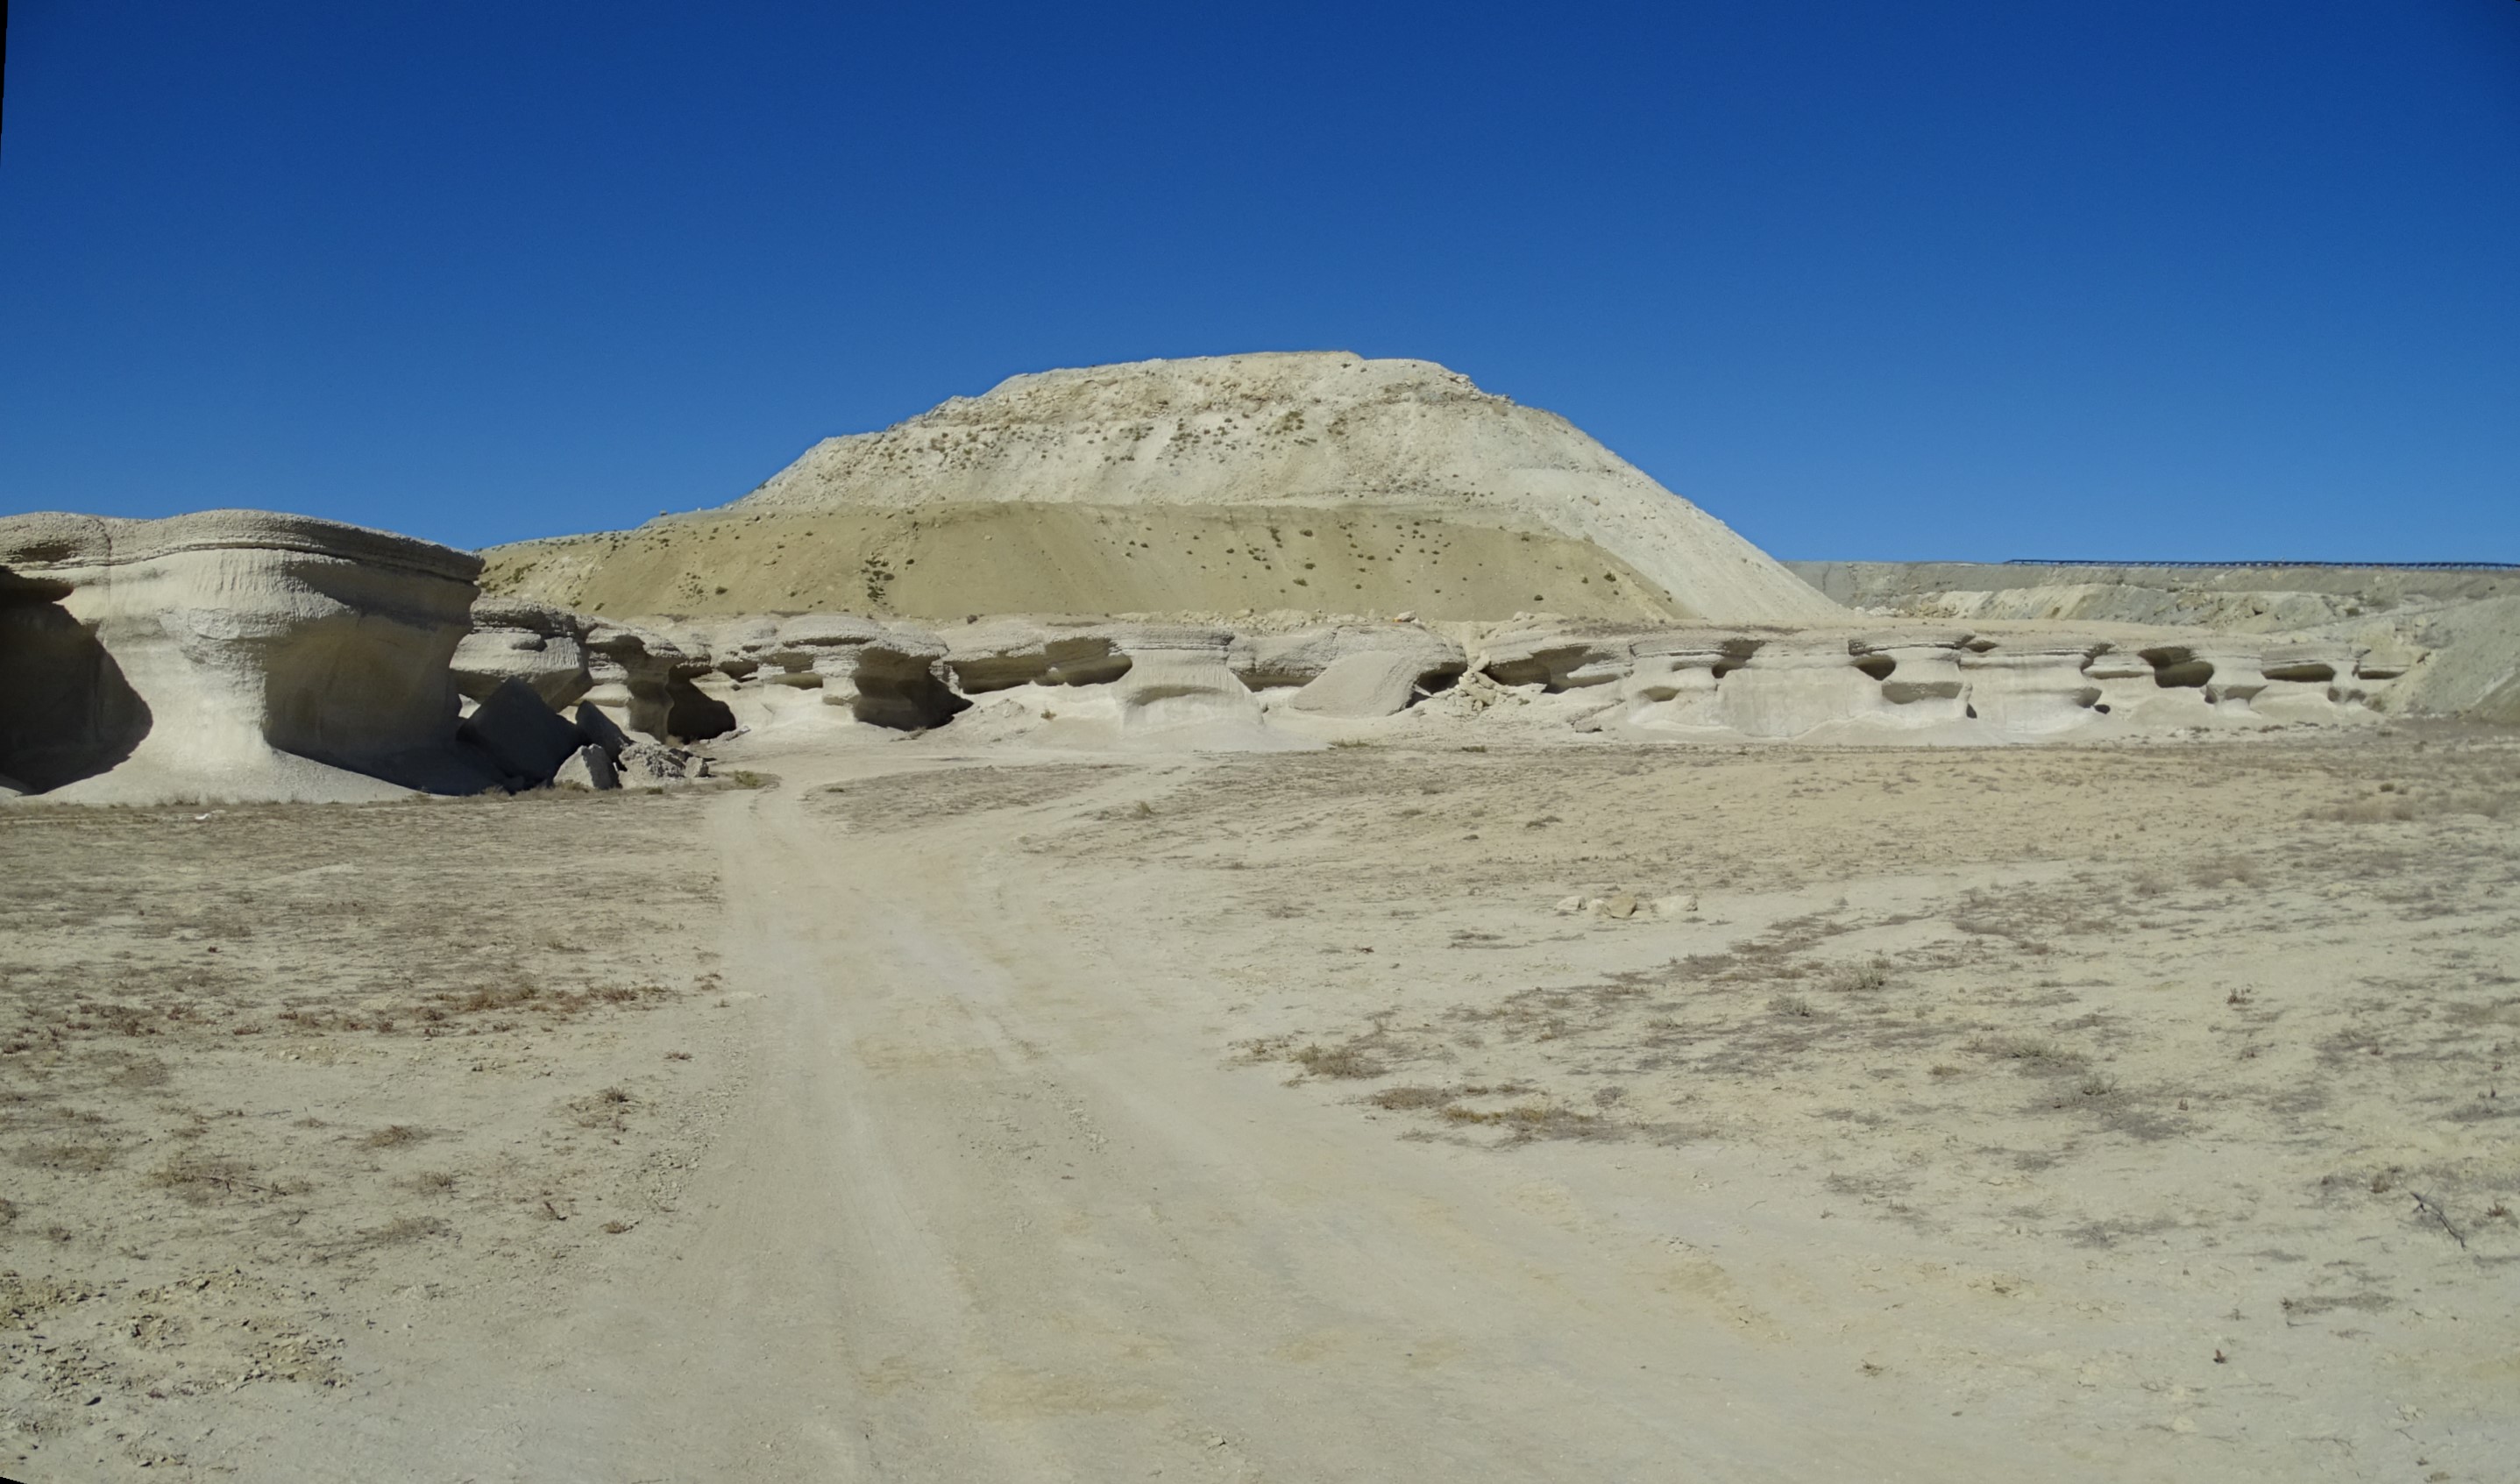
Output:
[[0, 510, 498, 802], [481, 353, 1846, 624]]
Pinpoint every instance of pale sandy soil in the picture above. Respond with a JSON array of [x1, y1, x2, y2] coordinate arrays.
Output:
[[4, 732, 2516, 1481]]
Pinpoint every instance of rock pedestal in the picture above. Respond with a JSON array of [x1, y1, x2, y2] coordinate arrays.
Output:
[[1, 510, 497, 802]]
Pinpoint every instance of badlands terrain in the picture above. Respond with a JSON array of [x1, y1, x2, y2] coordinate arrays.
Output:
[[4, 731, 2516, 1481], [4, 353, 2517, 1480]]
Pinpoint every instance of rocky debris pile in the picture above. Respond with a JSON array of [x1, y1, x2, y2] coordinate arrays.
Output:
[[457, 678, 708, 792]]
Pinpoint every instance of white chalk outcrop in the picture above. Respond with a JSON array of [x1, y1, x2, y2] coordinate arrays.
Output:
[[451, 599, 593, 710], [702, 613, 966, 733], [0, 510, 499, 803], [1466, 619, 2401, 742]]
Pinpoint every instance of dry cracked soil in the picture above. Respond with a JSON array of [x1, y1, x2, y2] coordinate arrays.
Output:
[[4, 732, 2517, 1481]]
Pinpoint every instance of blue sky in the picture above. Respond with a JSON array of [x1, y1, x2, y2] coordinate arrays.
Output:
[[4, 1, 2516, 560]]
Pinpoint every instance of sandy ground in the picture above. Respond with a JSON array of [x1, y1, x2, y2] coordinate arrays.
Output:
[[4, 731, 2516, 1480]]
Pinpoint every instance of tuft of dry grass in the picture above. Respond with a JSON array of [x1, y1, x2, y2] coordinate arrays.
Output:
[[1293, 1043, 1388, 1079], [1824, 957, 1892, 994], [362, 1124, 427, 1149], [1967, 1033, 2088, 1069], [146, 1154, 302, 1203]]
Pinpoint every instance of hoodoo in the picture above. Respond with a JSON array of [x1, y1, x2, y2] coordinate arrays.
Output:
[[482, 352, 1844, 625], [0, 510, 499, 803]]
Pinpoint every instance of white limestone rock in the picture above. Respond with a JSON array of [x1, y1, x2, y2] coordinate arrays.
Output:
[[1476, 623, 1643, 690], [1284, 650, 1425, 719], [1617, 633, 1750, 730], [451, 598, 593, 710], [1959, 638, 2104, 735], [941, 618, 1141, 692], [0, 509, 498, 803], [583, 621, 735, 742], [1851, 630, 1973, 727], [458, 677, 590, 785], [1715, 638, 1888, 737], [1111, 628, 1264, 736], [1232, 624, 1466, 692], [551, 742, 620, 791]]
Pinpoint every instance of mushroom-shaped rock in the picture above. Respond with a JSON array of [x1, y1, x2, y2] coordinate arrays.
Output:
[[1849, 630, 1973, 725], [2254, 640, 2366, 723], [451, 598, 593, 710], [942, 618, 1139, 692], [2083, 646, 2171, 718], [1958, 637, 2104, 735], [583, 621, 735, 742], [687, 615, 781, 678], [0, 509, 500, 803], [1111, 626, 1262, 735], [1476, 622, 1641, 690], [2141, 641, 2269, 711], [764, 614, 963, 729]]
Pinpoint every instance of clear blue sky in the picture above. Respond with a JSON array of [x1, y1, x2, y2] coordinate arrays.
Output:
[[4, 1, 2516, 561]]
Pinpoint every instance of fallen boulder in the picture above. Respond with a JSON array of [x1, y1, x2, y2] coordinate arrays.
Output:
[[1285, 650, 1425, 718], [458, 677, 589, 785], [551, 742, 620, 791]]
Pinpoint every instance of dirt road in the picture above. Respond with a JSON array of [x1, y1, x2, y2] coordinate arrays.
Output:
[[259, 757, 1999, 1481]]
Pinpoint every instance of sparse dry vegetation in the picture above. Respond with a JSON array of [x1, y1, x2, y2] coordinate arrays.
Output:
[[0, 792, 729, 1466]]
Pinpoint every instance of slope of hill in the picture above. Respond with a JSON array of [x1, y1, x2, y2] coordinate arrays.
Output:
[[484, 353, 1840, 624]]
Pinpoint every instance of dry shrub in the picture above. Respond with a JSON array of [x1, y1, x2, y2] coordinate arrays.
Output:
[[1825, 957, 1891, 993], [147, 1154, 295, 1202], [1967, 1033, 2088, 1069], [1293, 1043, 1387, 1079]]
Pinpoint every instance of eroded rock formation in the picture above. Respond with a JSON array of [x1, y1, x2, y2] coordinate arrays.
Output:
[[0, 510, 498, 802]]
